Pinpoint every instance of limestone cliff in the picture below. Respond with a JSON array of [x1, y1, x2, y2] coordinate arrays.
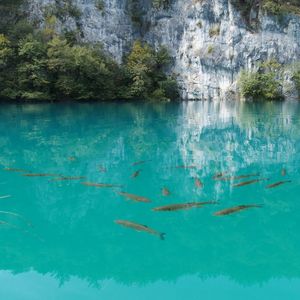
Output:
[[27, 0, 300, 100]]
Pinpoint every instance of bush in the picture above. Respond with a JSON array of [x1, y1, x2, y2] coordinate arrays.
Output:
[[95, 0, 105, 11], [209, 25, 220, 37], [239, 68, 283, 101], [294, 70, 300, 96], [152, 0, 171, 9]]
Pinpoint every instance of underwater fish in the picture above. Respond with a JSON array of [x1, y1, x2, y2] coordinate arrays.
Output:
[[214, 204, 263, 216], [266, 180, 291, 189], [162, 187, 171, 196], [117, 191, 151, 203], [217, 173, 260, 181], [194, 178, 203, 188], [0, 210, 33, 227], [23, 173, 58, 177], [4, 168, 27, 172], [213, 172, 228, 179], [0, 195, 11, 199], [281, 168, 287, 176], [233, 178, 268, 187], [131, 169, 141, 178], [51, 176, 86, 181], [132, 160, 151, 166], [68, 156, 77, 161], [115, 220, 165, 240], [81, 182, 122, 188], [153, 201, 217, 212]]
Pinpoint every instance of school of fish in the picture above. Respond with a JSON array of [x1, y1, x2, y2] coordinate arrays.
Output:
[[1, 162, 292, 240]]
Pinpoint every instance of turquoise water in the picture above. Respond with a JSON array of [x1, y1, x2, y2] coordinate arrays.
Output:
[[0, 101, 300, 299]]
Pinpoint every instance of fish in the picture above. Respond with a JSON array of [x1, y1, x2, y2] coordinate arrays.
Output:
[[51, 176, 86, 181], [175, 165, 196, 169], [216, 173, 260, 181], [213, 172, 228, 179], [132, 160, 151, 166], [0, 195, 11, 199], [281, 168, 287, 176], [131, 169, 141, 178], [0, 210, 33, 227], [68, 156, 77, 161], [117, 191, 151, 203], [214, 204, 263, 216], [81, 182, 122, 188], [266, 180, 291, 189], [115, 220, 165, 240], [194, 178, 203, 188], [153, 201, 217, 212], [162, 187, 171, 196], [4, 168, 27, 172], [23, 173, 58, 177], [233, 178, 269, 187]]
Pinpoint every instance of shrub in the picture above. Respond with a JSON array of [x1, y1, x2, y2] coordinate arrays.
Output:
[[95, 0, 105, 11], [294, 70, 300, 96], [239, 70, 283, 101], [207, 45, 214, 54], [152, 0, 171, 9], [209, 25, 220, 37]]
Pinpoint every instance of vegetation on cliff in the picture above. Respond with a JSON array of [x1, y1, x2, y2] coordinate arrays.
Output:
[[0, 1, 178, 101], [238, 60, 284, 101]]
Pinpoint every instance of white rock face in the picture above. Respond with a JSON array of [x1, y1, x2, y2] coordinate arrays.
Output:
[[27, 0, 300, 100]]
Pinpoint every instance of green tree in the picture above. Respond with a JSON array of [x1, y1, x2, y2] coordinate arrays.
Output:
[[17, 35, 51, 100]]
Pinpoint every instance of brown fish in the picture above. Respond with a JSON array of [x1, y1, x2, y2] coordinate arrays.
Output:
[[115, 220, 165, 240], [81, 182, 122, 188], [194, 178, 203, 188], [214, 204, 263, 216], [68, 156, 77, 161], [153, 201, 217, 212], [217, 173, 260, 181], [266, 180, 291, 189], [281, 168, 287, 176], [117, 191, 151, 203], [233, 178, 269, 187], [52, 176, 86, 181], [132, 160, 151, 166], [4, 168, 27, 172], [131, 169, 141, 178], [23, 173, 58, 177], [213, 172, 228, 179], [162, 187, 171, 196]]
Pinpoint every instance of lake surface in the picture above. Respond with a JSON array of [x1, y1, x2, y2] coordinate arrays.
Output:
[[0, 101, 300, 299]]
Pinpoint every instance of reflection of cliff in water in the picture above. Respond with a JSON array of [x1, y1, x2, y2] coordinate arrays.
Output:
[[177, 101, 300, 175], [0, 102, 299, 286]]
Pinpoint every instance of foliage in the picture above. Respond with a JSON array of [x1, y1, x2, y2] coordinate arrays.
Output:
[[125, 41, 178, 101], [238, 60, 284, 101], [207, 45, 214, 54], [294, 70, 300, 96], [152, 0, 171, 9], [209, 25, 220, 37], [95, 0, 105, 11], [262, 0, 300, 16], [0, 31, 177, 101]]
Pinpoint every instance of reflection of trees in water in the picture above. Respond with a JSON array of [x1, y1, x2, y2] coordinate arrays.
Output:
[[0, 102, 299, 286]]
